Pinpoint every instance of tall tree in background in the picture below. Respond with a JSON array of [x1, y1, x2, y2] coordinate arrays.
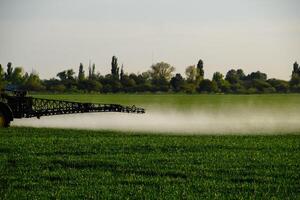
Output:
[[78, 63, 85, 81], [11, 67, 24, 85], [150, 62, 175, 91], [57, 71, 67, 81], [120, 64, 124, 81], [290, 61, 300, 92], [292, 62, 299, 76], [5, 62, 13, 82], [92, 64, 96, 78], [111, 56, 119, 79], [0, 64, 4, 80], [196, 59, 204, 82], [184, 65, 198, 93], [24, 71, 44, 91], [185, 65, 197, 82], [170, 73, 185, 92], [150, 62, 175, 81], [0, 64, 4, 89], [88, 63, 96, 80], [66, 69, 75, 80]]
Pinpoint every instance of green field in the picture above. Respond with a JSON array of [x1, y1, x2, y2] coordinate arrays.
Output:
[[33, 93, 300, 109], [1, 94, 300, 199], [1, 128, 299, 199]]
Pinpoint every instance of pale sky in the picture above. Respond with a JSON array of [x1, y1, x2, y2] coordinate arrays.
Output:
[[0, 0, 299, 80]]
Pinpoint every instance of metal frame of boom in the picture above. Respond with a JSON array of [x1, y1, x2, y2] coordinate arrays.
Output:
[[0, 90, 145, 127]]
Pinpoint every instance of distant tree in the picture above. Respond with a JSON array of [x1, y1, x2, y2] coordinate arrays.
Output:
[[133, 72, 152, 92], [121, 74, 136, 92], [101, 74, 121, 93], [51, 84, 66, 92], [11, 67, 25, 85], [150, 62, 175, 91], [24, 72, 44, 91], [170, 73, 185, 92], [0, 64, 5, 89], [197, 79, 218, 93], [292, 62, 299, 75], [246, 71, 267, 81], [236, 69, 246, 80], [66, 69, 75, 80], [290, 61, 300, 92], [267, 79, 289, 93], [212, 72, 225, 93], [78, 63, 85, 81], [78, 79, 102, 92], [57, 69, 74, 81], [225, 69, 239, 84], [183, 65, 198, 93], [111, 56, 119, 79], [0, 64, 3, 78], [185, 65, 197, 82], [196, 59, 204, 81], [150, 62, 175, 81], [5, 62, 13, 82], [252, 80, 275, 93], [212, 72, 223, 83], [57, 71, 67, 81], [183, 83, 197, 94], [120, 65, 124, 81]]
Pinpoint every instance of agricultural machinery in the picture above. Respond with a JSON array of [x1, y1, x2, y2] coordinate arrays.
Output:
[[0, 89, 145, 127]]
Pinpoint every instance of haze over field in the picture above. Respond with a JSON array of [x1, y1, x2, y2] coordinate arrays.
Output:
[[0, 0, 300, 80], [14, 107, 300, 134]]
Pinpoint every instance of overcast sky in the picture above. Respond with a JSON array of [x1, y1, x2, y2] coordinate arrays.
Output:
[[0, 0, 299, 80]]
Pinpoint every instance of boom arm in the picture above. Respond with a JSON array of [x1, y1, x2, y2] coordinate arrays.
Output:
[[7, 96, 145, 119], [28, 97, 145, 118], [0, 90, 145, 127]]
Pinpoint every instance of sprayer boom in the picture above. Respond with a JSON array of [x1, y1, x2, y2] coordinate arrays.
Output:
[[0, 89, 145, 127]]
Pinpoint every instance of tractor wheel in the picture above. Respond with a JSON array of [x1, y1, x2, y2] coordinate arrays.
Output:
[[0, 109, 10, 128]]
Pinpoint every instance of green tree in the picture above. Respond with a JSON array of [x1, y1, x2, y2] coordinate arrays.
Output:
[[66, 69, 75, 80], [78, 63, 85, 81], [0, 64, 5, 89], [196, 59, 204, 82], [212, 72, 223, 83], [11, 67, 25, 85], [150, 62, 175, 81], [212, 72, 224, 93], [24, 72, 44, 91], [150, 62, 175, 91], [111, 56, 119, 79], [197, 79, 218, 93], [290, 62, 300, 92], [170, 73, 185, 92], [292, 62, 299, 75], [185, 65, 197, 82], [246, 71, 267, 81], [225, 69, 239, 84], [267, 79, 289, 93], [121, 74, 136, 92], [0, 64, 4, 80], [57, 71, 67, 81], [120, 65, 124, 81], [78, 79, 102, 92], [5, 62, 13, 82]]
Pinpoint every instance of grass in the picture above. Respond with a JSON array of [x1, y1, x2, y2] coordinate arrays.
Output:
[[0, 127, 299, 199]]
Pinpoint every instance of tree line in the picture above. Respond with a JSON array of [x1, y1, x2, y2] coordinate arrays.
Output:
[[0, 57, 300, 94]]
